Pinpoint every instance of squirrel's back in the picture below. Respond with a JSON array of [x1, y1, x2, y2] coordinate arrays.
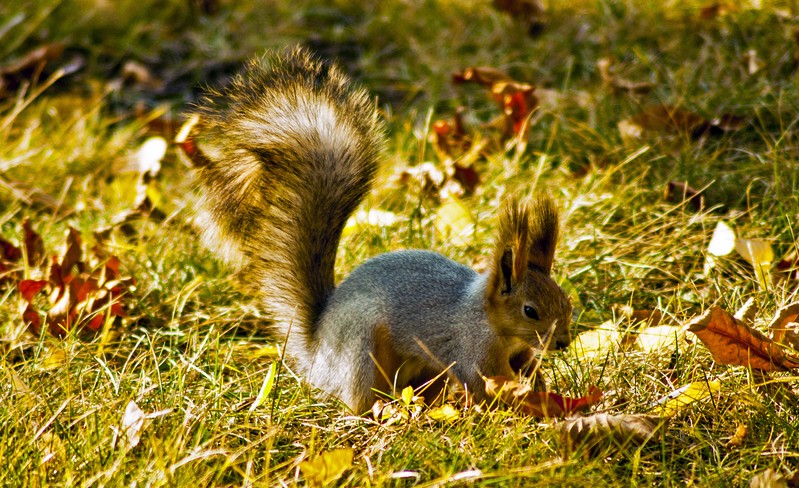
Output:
[[188, 48, 384, 360]]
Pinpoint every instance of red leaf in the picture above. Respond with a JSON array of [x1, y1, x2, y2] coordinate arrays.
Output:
[[485, 376, 603, 417], [0, 238, 21, 261], [22, 303, 41, 333], [19, 279, 48, 303]]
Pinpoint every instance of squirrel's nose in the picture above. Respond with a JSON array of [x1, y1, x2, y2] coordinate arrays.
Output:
[[555, 339, 570, 350]]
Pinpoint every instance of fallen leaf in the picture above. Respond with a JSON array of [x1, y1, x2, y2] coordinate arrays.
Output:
[[136, 136, 168, 176], [734, 238, 773, 286], [492, 0, 546, 36], [557, 413, 663, 453], [299, 448, 354, 486], [650, 380, 721, 417], [23, 218, 44, 266], [434, 198, 475, 245], [727, 423, 747, 447], [707, 221, 736, 257], [773, 248, 799, 284], [249, 362, 277, 412], [743, 49, 765, 75], [38, 432, 66, 468], [596, 58, 654, 94], [19, 279, 48, 303], [121, 60, 164, 90], [485, 376, 602, 417], [635, 325, 685, 353], [572, 324, 621, 359], [687, 307, 799, 371], [628, 105, 745, 138], [428, 404, 460, 423], [664, 181, 704, 211], [401, 385, 415, 406], [767, 301, 799, 346], [122, 400, 145, 448], [734, 297, 758, 326], [452, 67, 513, 87], [452, 66, 538, 139], [699, 2, 736, 20], [0, 43, 65, 94], [750, 468, 789, 488]]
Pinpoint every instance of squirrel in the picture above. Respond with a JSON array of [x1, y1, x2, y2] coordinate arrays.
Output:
[[184, 47, 573, 413]]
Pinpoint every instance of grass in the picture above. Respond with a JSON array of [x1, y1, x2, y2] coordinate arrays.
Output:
[[2, 0, 799, 485]]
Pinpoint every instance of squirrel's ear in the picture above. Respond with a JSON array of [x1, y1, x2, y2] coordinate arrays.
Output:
[[526, 196, 559, 275], [498, 248, 514, 295]]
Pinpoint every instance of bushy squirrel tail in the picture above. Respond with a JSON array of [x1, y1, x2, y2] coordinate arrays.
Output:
[[186, 47, 384, 358]]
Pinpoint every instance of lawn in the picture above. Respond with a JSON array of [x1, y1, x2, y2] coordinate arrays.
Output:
[[1, 0, 798, 486]]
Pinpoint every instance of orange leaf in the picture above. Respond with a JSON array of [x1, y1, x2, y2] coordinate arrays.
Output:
[[687, 306, 799, 371], [485, 376, 602, 417], [19, 279, 47, 303]]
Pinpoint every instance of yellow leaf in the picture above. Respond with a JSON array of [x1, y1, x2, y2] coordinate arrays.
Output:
[[428, 404, 459, 423], [735, 238, 773, 287], [708, 221, 736, 256], [252, 344, 280, 358], [635, 326, 684, 353], [299, 448, 354, 486], [250, 362, 277, 412], [572, 323, 620, 359], [651, 380, 721, 417], [343, 209, 398, 236], [401, 385, 414, 406], [434, 198, 474, 245]]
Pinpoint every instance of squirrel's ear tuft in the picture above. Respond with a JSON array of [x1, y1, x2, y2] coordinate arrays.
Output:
[[489, 195, 560, 298], [525, 195, 559, 274]]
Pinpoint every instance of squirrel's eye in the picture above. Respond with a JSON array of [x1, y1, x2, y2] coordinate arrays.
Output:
[[524, 305, 539, 320]]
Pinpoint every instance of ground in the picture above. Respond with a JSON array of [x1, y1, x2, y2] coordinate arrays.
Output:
[[1, 0, 798, 486]]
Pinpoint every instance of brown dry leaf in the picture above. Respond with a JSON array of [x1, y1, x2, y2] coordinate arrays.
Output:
[[664, 181, 704, 211], [596, 58, 654, 95], [687, 306, 799, 371], [773, 248, 799, 284], [616, 305, 663, 327], [699, 2, 736, 20], [0, 43, 65, 95], [23, 218, 44, 267], [734, 297, 758, 326], [492, 0, 546, 35], [121, 60, 164, 91], [768, 301, 799, 346], [629, 105, 745, 138], [557, 413, 663, 453], [485, 376, 602, 417], [750, 469, 789, 488], [452, 67, 513, 87]]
